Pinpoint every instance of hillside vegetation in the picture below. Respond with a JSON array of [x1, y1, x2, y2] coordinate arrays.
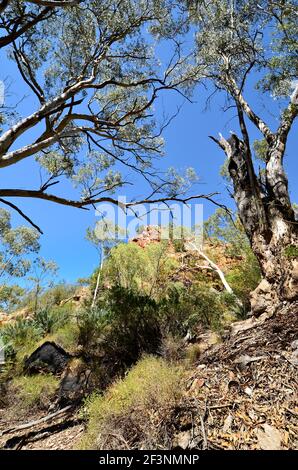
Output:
[[2, 213, 289, 450]]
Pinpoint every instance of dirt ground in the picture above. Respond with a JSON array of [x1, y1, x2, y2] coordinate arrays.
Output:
[[0, 303, 297, 450]]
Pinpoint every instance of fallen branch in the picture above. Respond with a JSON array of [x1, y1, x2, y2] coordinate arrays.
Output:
[[0, 405, 72, 437], [3, 418, 83, 450], [186, 241, 242, 303]]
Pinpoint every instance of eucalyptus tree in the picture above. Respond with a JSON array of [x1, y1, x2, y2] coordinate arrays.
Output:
[[0, 0, 217, 235], [86, 218, 125, 307], [0, 1, 81, 49], [186, 0, 298, 315], [0, 207, 40, 279], [28, 256, 58, 313], [0, 207, 40, 311]]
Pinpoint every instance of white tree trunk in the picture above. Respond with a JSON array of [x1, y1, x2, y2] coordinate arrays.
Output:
[[91, 248, 104, 308], [187, 242, 234, 294]]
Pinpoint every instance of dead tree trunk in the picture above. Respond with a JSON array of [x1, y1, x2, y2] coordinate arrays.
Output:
[[213, 131, 298, 315]]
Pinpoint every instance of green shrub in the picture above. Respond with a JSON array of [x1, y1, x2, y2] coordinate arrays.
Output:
[[48, 322, 79, 353], [11, 374, 59, 409], [77, 306, 107, 349], [34, 304, 70, 335], [226, 249, 261, 310], [102, 242, 178, 300], [284, 245, 298, 258], [79, 356, 183, 450], [78, 287, 161, 373], [159, 284, 235, 335], [100, 287, 161, 368], [0, 318, 41, 357], [40, 283, 77, 307]]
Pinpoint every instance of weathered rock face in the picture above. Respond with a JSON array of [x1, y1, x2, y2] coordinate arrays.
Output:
[[130, 225, 161, 248], [0, 307, 32, 327], [24, 342, 71, 375], [59, 286, 91, 308], [250, 279, 274, 316]]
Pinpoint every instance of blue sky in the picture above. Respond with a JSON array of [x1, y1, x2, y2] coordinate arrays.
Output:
[[1, 43, 297, 285]]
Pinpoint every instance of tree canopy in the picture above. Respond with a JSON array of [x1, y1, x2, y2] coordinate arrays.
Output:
[[0, 0, 215, 233]]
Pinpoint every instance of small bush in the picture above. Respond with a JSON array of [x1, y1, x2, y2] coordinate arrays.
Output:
[[40, 284, 77, 307], [48, 322, 79, 353], [0, 318, 41, 366], [11, 374, 59, 409], [78, 288, 161, 375], [34, 304, 70, 335], [226, 249, 261, 311], [159, 284, 234, 336], [77, 306, 106, 349], [79, 356, 183, 450], [284, 245, 298, 258], [159, 334, 185, 362]]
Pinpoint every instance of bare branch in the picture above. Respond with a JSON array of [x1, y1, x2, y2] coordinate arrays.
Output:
[[26, 0, 81, 6], [0, 188, 221, 210], [277, 83, 298, 143], [227, 76, 273, 143], [0, 198, 43, 234]]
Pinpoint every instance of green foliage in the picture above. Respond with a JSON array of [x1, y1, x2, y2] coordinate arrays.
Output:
[[11, 374, 59, 409], [33, 305, 70, 335], [0, 301, 74, 366], [1, 318, 41, 350], [0, 284, 24, 311], [47, 322, 79, 354], [39, 284, 77, 308], [103, 287, 161, 364], [160, 284, 236, 335], [204, 208, 249, 257], [28, 257, 59, 313], [77, 307, 107, 350], [204, 208, 261, 310], [227, 249, 261, 310], [253, 139, 268, 162], [104, 243, 151, 291], [103, 241, 178, 299], [0, 208, 40, 279], [0, 0, 192, 213], [256, 2, 298, 99], [79, 287, 161, 374], [189, 1, 298, 100], [0, 318, 41, 369], [284, 245, 298, 259], [79, 356, 183, 450]]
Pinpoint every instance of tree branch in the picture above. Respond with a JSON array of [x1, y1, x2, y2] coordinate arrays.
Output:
[[0, 188, 222, 210], [26, 0, 81, 6], [0, 8, 53, 49], [227, 76, 273, 143], [0, 198, 43, 233], [277, 82, 298, 143]]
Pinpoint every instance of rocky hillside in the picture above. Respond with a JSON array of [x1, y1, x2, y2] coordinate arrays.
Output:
[[0, 303, 297, 450]]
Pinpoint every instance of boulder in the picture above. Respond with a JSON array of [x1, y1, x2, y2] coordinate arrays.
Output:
[[24, 341, 71, 375], [250, 279, 274, 316]]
